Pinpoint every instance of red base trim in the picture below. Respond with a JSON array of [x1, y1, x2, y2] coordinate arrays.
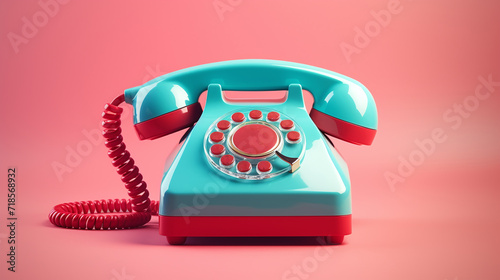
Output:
[[159, 215, 351, 237], [310, 109, 376, 145], [134, 103, 203, 140]]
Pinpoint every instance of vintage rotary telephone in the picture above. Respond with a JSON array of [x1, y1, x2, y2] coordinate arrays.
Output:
[[49, 59, 378, 245]]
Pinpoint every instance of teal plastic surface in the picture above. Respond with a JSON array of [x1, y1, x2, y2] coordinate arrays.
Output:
[[124, 59, 378, 130], [159, 84, 352, 217]]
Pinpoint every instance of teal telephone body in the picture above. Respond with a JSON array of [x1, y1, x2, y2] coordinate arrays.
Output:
[[49, 59, 377, 245]]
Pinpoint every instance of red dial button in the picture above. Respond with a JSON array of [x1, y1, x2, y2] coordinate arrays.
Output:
[[220, 154, 235, 167], [257, 161, 272, 173], [280, 119, 294, 130], [217, 120, 231, 131], [210, 131, 224, 143], [232, 112, 245, 123], [237, 160, 252, 173], [287, 131, 301, 142], [267, 111, 280, 122], [249, 110, 263, 120], [210, 144, 225, 156]]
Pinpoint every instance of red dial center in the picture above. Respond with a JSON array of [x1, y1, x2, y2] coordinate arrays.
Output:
[[231, 123, 279, 156]]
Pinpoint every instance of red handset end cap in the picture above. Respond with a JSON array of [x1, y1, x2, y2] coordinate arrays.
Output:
[[134, 103, 203, 140], [310, 109, 376, 145]]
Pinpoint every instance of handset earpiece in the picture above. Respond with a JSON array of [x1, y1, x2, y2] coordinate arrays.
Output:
[[124, 82, 203, 140], [309, 79, 377, 145]]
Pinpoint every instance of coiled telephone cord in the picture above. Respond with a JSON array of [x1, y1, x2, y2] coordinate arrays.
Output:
[[48, 94, 159, 230]]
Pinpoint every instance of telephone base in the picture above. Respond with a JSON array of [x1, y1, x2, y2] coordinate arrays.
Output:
[[159, 215, 351, 245]]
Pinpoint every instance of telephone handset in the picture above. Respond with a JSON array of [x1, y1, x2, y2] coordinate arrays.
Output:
[[49, 59, 377, 245], [126, 59, 376, 144]]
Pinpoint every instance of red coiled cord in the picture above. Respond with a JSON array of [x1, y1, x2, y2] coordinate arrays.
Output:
[[48, 94, 159, 230]]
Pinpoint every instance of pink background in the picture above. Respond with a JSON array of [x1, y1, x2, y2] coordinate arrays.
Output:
[[1, 0, 499, 279]]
